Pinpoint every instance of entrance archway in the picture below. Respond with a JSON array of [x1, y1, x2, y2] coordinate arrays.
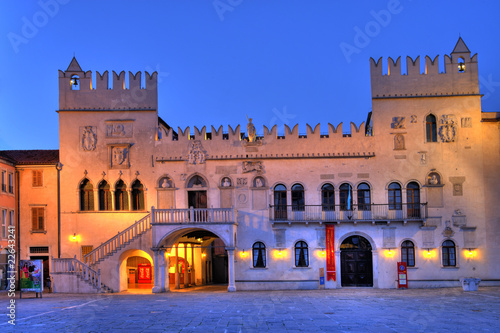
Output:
[[118, 249, 154, 292], [340, 235, 373, 287]]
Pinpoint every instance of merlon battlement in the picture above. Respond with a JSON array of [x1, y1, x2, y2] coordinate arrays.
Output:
[[370, 38, 479, 98], [58, 57, 158, 111]]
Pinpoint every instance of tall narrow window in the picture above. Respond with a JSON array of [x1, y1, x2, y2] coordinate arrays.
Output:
[[274, 184, 287, 220], [114, 180, 128, 211], [339, 183, 352, 211], [291, 184, 305, 211], [388, 183, 402, 210], [357, 183, 371, 211], [442, 240, 456, 267], [322, 184, 335, 211], [426, 114, 437, 142], [79, 178, 94, 211], [295, 241, 309, 267], [8, 173, 13, 193], [407, 182, 420, 218], [253, 242, 266, 268], [98, 181, 112, 211], [401, 240, 415, 267], [1, 171, 5, 192], [131, 180, 144, 211], [1, 210, 6, 238], [32, 170, 43, 187], [9, 211, 14, 227], [31, 207, 44, 232]]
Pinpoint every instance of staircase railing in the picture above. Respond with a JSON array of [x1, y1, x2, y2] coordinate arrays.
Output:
[[83, 213, 152, 266], [52, 256, 101, 291]]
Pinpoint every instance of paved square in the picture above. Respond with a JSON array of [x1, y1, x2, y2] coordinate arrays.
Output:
[[2, 286, 499, 332]]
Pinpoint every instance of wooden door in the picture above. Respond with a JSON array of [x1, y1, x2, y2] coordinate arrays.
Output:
[[341, 250, 373, 287]]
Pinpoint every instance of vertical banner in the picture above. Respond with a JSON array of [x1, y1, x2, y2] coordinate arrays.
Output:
[[326, 224, 336, 281], [20, 260, 43, 292], [138, 263, 152, 283]]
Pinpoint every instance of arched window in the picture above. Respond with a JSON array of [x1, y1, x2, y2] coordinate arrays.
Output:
[[295, 241, 309, 267], [79, 178, 94, 211], [291, 184, 305, 211], [339, 183, 352, 211], [442, 240, 456, 267], [407, 182, 420, 218], [321, 184, 335, 211], [274, 184, 287, 220], [252, 242, 266, 268], [131, 180, 144, 211], [426, 114, 437, 142], [114, 180, 129, 211], [401, 240, 415, 267], [187, 175, 207, 188], [388, 183, 402, 210], [357, 183, 371, 211], [98, 180, 112, 211]]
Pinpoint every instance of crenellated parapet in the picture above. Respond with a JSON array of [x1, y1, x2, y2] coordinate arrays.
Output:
[[58, 57, 157, 111], [370, 37, 479, 98]]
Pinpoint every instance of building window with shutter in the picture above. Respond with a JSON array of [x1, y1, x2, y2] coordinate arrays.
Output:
[[31, 207, 45, 232], [32, 170, 43, 187], [8, 173, 13, 193]]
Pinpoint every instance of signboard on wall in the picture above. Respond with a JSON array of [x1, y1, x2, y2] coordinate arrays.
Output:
[[138, 263, 152, 283], [397, 262, 408, 289], [20, 260, 43, 292]]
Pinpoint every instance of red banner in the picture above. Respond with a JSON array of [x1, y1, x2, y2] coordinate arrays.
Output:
[[326, 225, 336, 281]]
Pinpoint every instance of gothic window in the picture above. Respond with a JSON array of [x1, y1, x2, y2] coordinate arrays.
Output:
[[401, 240, 415, 267], [357, 183, 371, 211], [115, 180, 128, 211], [131, 180, 144, 211], [295, 241, 309, 267], [98, 181, 112, 211], [79, 178, 94, 211], [388, 182, 402, 210], [252, 242, 266, 268], [426, 114, 437, 142], [274, 184, 287, 220], [291, 184, 305, 211], [407, 182, 420, 218], [321, 184, 335, 211], [339, 183, 353, 211], [442, 240, 456, 267]]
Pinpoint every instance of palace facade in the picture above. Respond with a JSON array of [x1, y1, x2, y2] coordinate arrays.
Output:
[[3, 38, 500, 292]]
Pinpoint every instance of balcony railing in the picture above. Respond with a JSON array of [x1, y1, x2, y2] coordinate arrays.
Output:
[[269, 203, 427, 223], [152, 207, 237, 224]]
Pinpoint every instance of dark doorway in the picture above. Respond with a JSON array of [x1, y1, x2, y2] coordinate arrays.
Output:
[[340, 236, 373, 287], [188, 191, 207, 209]]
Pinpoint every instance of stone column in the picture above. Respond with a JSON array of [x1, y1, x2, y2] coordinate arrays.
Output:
[[158, 250, 166, 293], [163, 251, 170, 292], [191, 244, 196, 286], [183, 243, 189, 287], [152, 249, 161, 293], [175, 245, 180, 289], [227, 247, 236, 292]]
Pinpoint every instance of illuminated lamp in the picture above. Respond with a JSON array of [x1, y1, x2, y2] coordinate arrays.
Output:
[[72, 233, 77, 241]]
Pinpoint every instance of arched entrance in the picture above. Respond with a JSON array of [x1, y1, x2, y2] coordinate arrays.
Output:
[[340, 235, 373, 287], [118, 249, 154, 292]]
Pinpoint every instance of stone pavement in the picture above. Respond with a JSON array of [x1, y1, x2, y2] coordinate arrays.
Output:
[[1, 286, 500, 332]]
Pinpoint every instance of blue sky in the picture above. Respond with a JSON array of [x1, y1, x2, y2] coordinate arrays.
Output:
[[1, 0, 499, 149]]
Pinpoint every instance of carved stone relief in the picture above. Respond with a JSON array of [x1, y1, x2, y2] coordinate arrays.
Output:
[[449, 176, 465, 196], [253, 177, 265, 187], [187, 140, 207, 165], [410, 115, 417, 123], [418, 152, 427, 165], [105, 122, 133, 138], [452, 209, 467, 227], [394, 134, 405, 150], [461, 117, 472, 128], [442, 220, 455, 237], [109, 144, 130, 168], [221, 177, 232, 187], [439, 115, 457, 142], [391, 117, 406, 129], [81, 126, 97, 151], [427, 172, 441, 185], [237, 178, 248, 186], [242, 161, 263, 174]]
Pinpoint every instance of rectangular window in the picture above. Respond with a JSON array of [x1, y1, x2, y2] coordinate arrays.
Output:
[[8, 173, 13, 193], [30, 246, 49, 253], [31, 207, 45, 231], [82, 245, 93, 257], [1, 171, 5, 192], [32, 170, 43, 187], [2, 209, 6, 238], [9, 210, 14, 227]]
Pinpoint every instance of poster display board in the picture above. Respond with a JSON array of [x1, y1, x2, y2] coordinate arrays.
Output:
[[20, 260, 43, 296], [397, 262, 408, 289], [138, 263, 152, 283]]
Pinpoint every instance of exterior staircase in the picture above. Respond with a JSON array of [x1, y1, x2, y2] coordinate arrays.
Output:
[[52, 256, 113, 293], [83, 213, 152, 266]]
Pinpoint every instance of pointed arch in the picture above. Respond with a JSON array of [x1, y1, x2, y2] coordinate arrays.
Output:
[[131, 179, 145, 211], [425, 113, 437, 142], [114, 179, 129, 211], [79, 178, 94, 211], [98, 180, 112, 211]]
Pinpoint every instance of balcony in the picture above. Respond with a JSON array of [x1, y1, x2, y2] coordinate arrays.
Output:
[[152, 207, 237, 224], [269, 204, 427, 224]]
